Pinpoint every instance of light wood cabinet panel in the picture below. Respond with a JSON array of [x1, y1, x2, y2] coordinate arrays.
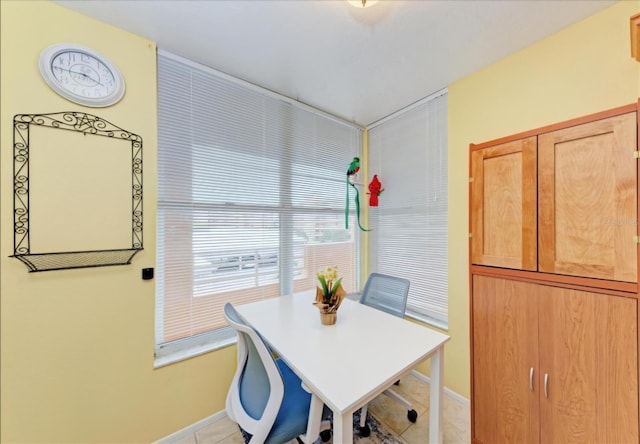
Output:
[[471, 105, 640, 444], [470, 137, 537, 270], [538, 112, 637, 282], [472, 275, 539, 444], [538, 287, 639, 444], [472, 275, 639, 444]]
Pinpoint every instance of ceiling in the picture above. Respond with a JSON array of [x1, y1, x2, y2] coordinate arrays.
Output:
[[54, 0, 616, 126]]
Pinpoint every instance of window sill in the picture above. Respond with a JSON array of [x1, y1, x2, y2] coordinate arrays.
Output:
[[154, 334, 236, 369], [406, 311, 448, 332]]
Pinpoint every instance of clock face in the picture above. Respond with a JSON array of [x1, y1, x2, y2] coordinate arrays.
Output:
[[39, 44, 125, 107]]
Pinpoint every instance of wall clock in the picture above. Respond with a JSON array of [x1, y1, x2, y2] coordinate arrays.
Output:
[[38, 43, 125, 107]]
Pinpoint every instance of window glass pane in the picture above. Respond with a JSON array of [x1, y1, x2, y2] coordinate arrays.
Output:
[[368, 91, 448, 328], [192, 143, 281, 206], [156, 51, 361, 352], [291, 212, 358, 294], [193, 210, 280, 296]]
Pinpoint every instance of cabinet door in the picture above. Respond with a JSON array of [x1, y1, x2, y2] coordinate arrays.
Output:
[[538, 287, 639, 443], [538, 112, 637, 282], [472, 275, 539, 444], [470, 137, 537, 270]]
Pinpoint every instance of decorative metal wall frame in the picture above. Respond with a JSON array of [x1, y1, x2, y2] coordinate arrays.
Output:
[[12, 112, 143, 272]]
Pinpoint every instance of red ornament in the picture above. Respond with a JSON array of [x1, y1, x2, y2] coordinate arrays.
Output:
[[367, 175, 384, 207]]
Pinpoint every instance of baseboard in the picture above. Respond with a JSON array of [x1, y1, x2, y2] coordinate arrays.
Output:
[[154, 372, 468, 443], [410, 369, 470, 406], [153, 409, 227, 444]]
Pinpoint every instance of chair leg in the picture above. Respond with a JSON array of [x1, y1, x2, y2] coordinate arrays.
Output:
[[319, 423, 332, 443], [303, 394, 324, 442], [382, 388, 412, 410], [299, 419, 332, 443], [359, 405, 367, 428], [358, 406, 371, 437], [383, 388, 418, 422]]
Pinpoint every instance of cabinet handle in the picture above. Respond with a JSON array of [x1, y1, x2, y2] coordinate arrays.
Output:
[[529, 367, 534, 392], [544, 373, 549, 398]]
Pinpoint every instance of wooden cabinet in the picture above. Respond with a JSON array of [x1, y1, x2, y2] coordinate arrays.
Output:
[[538, 112, 637, 282], [471, 110, 637, 282], [472, 276, 539, 443], [470, 104, 640, 444], [473, 275, 639, 444], [539, 283, 639, 443], [470, 137, 537, 270]]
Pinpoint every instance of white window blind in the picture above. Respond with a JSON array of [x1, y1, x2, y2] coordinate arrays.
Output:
[[156, 51, 361, 363], [368, 90, 448, 329]]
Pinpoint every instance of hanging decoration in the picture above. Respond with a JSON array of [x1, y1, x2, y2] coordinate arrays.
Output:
[[367, 174, 384, 207], [345, 157, 370, 231], [11, 112, 143, 272]]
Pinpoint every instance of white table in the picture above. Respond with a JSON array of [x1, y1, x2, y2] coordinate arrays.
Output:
[[235, 291, 450, 444]]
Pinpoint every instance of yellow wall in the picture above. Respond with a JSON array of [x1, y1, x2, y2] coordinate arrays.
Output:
[[444, 0, 640, 397], [0, 2, 235, 442]]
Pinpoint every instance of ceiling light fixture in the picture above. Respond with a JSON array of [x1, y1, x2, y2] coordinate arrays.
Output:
[[347, 0, 379, 8]]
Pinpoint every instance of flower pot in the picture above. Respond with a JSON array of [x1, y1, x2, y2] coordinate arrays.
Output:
[[320, 311, 337, 325]]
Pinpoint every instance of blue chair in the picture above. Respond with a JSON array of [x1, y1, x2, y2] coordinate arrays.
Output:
[[224, 303, 330, 444], [357, 273, 417, 436]]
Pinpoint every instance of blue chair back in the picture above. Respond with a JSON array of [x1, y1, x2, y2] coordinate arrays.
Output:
[[224, 303, 284, 443], [359, 273, 410, 318], [224, 303, 313, 444]]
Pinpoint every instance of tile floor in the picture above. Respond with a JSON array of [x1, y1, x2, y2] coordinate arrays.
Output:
[[171, 373, 470, 444]]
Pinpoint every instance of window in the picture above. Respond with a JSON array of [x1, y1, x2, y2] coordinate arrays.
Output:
[[367, 90, 448, 329], [156, 51, 362, 365]]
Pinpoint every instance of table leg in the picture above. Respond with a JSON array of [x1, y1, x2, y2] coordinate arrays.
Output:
[[332, 412, 353, 444], [429, 347, 444, 444]]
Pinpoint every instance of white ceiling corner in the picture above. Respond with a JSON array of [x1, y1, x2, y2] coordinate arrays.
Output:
[[53, 0, 617, 126]]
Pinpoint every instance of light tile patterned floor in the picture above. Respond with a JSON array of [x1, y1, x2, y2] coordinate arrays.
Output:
[[172, 374, 470, 444]]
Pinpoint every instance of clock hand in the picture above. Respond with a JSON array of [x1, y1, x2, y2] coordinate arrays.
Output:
[[53, 66, 104, 86]]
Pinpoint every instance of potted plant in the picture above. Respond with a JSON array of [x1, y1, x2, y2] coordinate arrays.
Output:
[[313, 265, 347, 325]]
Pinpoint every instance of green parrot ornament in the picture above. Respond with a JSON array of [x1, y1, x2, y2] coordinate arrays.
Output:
[[347, 157, 360, 177], [345, 157, 370, 231]]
